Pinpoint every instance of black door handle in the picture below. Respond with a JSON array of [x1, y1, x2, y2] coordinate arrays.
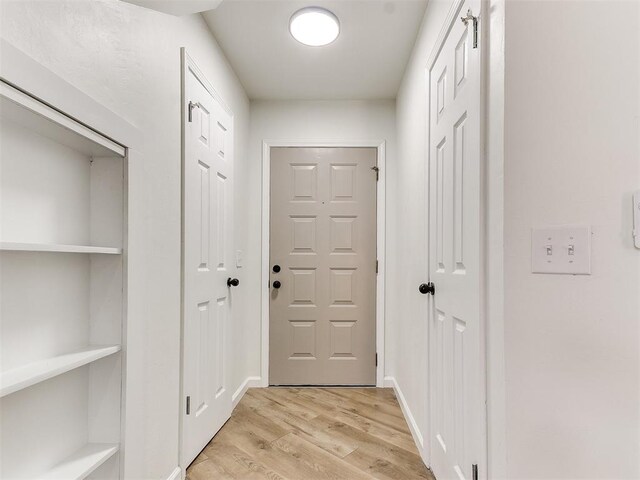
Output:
[[419, 282, 435, 295], [227, 277, 239, 287], [272, 280, 281, 289]]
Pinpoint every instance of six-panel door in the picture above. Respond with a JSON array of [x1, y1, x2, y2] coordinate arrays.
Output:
[[182, 68, 234, 466], [428, 0, 485, 479]]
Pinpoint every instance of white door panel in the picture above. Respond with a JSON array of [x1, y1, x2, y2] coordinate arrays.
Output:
[[182, 65, 234, 467], [428, 1, 485, 479]]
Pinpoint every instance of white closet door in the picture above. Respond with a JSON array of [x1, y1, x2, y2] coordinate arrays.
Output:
[[181, 65, 235, 467], [428, 0, 486, 479]]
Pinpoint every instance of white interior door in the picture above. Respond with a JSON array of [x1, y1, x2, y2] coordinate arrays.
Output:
[[181, 62, 235, 467], [428, 0, 485, 479]]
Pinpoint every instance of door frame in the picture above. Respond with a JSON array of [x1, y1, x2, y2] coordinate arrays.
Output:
[[260, 140, 387, 387], [179, 48, 235, 471]]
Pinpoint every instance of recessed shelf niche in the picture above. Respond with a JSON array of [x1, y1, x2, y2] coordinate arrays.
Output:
[[0, 80, 127, 480]]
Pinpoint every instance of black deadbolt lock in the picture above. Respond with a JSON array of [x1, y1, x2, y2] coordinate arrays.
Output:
[[273, 264, 281, 273]]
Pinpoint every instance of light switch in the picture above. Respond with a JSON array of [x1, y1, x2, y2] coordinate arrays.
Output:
[[236, 249, 243, 268], [532, 225, 591, 275]]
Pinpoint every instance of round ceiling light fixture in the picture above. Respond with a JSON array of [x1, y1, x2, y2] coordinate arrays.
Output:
[[289, 7, 340, 47]]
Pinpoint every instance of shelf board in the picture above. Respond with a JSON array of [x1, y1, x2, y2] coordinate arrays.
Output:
[[39, 443, 119, 480], [0, 242, 122, 255], [0, 345, 121, 398]]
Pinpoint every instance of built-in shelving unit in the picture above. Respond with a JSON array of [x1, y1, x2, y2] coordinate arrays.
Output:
[[0, 78, 127, 479]]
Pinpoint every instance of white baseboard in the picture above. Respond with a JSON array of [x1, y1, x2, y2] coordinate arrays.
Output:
[[383, 376, 425, 456], [231, 376, 262, 407], [166, 466, 181, 480]]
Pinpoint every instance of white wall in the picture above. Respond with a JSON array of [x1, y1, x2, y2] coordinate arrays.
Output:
[[390, 0, 452, 462], [248, 99, 396, 381], [0, 2, 251, 479], [503, 1, 640, 478]]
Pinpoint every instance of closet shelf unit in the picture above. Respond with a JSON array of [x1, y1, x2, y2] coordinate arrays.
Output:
[[0, 76, 128, 480]]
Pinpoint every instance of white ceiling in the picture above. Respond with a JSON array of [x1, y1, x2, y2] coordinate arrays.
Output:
[[202, 0, 428, 100]]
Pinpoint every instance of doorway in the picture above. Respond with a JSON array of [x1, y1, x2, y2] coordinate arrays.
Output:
[[263, 144, 385, 386]]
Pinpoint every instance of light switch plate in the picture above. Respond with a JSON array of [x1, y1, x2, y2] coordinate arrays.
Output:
[[236, 249, 243, 268], [532, 225, 591, 275]]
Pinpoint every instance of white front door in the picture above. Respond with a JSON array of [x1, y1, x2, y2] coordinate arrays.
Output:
[[181, 61, 235, 466], [427, 0, 485, 479]]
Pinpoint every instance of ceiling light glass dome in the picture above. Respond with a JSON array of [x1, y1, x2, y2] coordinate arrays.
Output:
[[289, 7, 340, 47]]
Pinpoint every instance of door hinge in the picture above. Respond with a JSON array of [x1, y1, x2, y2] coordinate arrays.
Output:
[[371, 165, 379, 181], [376, 260, 379, 273], [186, 396, 191, 415], [472, 464, 478, 480], [375, 353, 378, 367], [461, 9, 479, 49], [188, 101, 200, 122]]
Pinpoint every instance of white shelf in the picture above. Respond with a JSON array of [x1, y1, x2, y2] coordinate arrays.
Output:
[[38, 443, 119, 480], [0, 242, 122, 255], [0, 345, 121, 398]]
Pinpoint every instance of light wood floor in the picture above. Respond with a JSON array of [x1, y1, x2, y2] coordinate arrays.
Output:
[[186, 387, 435, 480]]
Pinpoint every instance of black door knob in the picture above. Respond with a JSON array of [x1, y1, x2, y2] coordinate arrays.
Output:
[[419, 282, 435, 295], [272, 280, 281, 289], [227, 277, 239, 287], [272, 264, 281, 273]]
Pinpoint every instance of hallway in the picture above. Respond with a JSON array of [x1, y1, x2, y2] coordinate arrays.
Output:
[[186, 388, 435, 480], [1, 1, 639, 479]]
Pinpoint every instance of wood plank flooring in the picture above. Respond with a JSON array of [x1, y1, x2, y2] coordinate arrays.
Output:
[[186, 388, 436, 480]]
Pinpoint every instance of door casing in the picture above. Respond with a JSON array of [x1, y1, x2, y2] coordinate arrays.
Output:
[[261, 141, 386, 387]]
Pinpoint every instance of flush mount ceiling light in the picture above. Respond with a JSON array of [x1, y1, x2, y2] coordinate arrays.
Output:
[[289, 7, 340, 47]]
